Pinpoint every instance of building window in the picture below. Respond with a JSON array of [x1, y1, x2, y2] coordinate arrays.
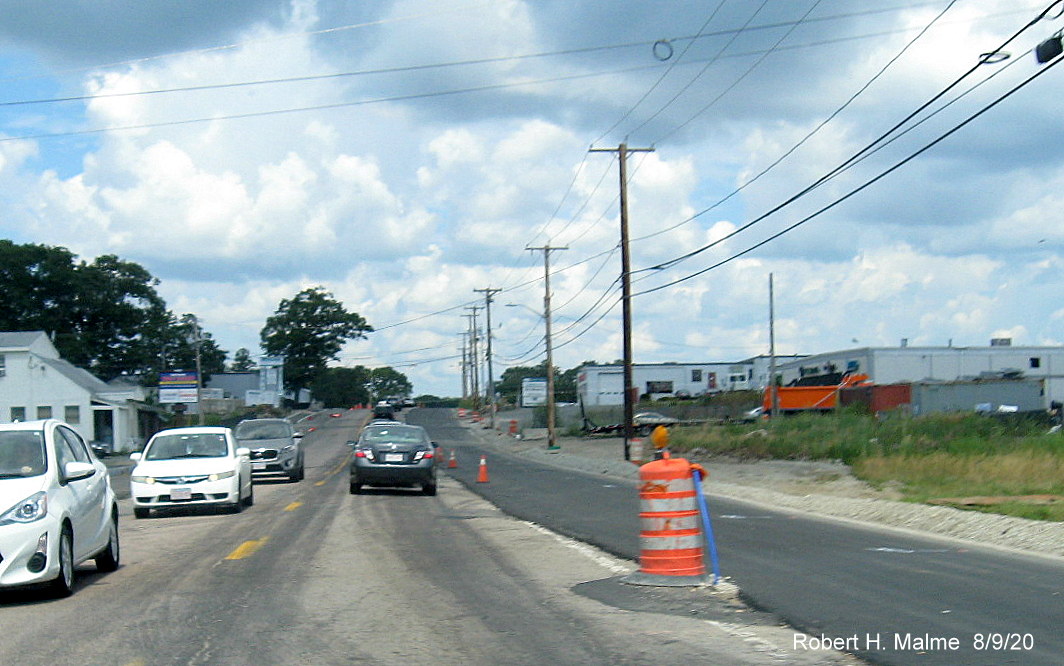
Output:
[[65, 405, 81, 424], [37, 406, 52, 419], [10, 406, 25, 422], [1030, 357, 1041, 369], [691, 369, 702, 383]]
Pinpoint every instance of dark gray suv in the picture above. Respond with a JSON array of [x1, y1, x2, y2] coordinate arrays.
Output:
[[234, 418, 305, 482], [348, 423, 437, 495]]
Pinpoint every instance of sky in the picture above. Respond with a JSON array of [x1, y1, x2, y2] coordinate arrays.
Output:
[[1, 0, 1064, 398]]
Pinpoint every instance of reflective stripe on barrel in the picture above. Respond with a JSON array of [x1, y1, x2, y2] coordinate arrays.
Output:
[[636, 457, 705, 578]]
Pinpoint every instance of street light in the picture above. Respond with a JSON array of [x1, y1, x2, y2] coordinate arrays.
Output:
[[506, 303, 559, 450]]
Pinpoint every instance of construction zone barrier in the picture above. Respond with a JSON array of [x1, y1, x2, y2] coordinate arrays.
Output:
[[623, 453, 711, 587], [457, 408, 468, 418], [508, 419, 519, 436], [447, 450, 458, 468], [477, 455, 489, 483]]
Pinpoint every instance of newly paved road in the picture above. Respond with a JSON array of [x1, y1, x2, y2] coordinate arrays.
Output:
[[410, 408, 1064, 666]]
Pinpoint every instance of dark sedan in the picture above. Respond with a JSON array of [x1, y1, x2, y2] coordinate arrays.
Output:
[[348, 423, 437, 495]]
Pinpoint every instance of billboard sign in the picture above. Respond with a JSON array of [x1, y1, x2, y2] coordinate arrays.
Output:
[[521, 377, 548, 407], [159, 371, 199, 404]]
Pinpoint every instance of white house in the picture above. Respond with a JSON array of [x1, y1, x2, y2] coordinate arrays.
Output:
[[0, 331, 161, 452]]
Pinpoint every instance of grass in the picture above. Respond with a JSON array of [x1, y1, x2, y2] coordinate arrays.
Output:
[[668, 411, 1064, 522]]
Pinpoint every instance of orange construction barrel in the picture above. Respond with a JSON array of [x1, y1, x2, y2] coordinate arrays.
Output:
[[508, 419, 518, 435], [622, 453, 710, 587]]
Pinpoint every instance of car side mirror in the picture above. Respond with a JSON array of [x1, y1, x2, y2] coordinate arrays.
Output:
[[293, 432, 304, 440], [130, 452, 143, 462], [346, 440, 357, 447], [64, 461, 96, 482], [236, 447, 251, 457]]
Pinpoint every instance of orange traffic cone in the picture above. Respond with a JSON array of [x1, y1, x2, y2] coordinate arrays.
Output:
[[447, 450, 458, 469], [477, 455, 489, 483]]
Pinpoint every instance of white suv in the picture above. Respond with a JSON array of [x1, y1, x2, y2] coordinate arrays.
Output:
[[0, 419, 120, 597]]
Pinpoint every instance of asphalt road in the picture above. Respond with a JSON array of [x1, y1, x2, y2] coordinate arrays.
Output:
[[409, 408, 1064, 666], [4, 409, 850, 665]]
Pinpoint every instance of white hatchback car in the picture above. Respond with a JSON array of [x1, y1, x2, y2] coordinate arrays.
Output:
[[0, 419, 120, 597], [130, 427, 253, 518]]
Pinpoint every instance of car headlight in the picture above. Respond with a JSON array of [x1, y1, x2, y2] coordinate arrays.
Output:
[[209, 470, 236, 481], [0, 491, 48, 525], [281, 444, 295, 452], [131, 475, 155, 484]]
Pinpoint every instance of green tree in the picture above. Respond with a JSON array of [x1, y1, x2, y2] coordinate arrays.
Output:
[[0, 240, 225, 382], [311, 366, 372, 406], [260, 287, 372, 393], [368, 366, 412, 401], [230, 348, 255, 371]]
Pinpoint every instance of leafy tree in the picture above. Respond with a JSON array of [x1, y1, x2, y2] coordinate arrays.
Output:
[[0, 240, 227, 382], [260, 287, 372, 392], [368, 366, 412, 401], [230, 348, 256, 371], [311, 366, 372, 406], [495, 360, 595, 404]]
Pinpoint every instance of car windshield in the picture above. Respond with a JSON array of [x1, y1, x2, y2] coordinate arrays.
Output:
[[0, 431, 47, 478], [235, 422, 290, 440], [361, 427, 426, 445], [145, 433, 229, 460]]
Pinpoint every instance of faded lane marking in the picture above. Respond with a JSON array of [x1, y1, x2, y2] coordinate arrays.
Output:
[[316, 452, 352, 486], [284, 501, 303, 512], [224, 537, 269, 561]]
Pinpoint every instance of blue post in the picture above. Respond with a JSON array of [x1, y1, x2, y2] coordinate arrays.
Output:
[[691, 468, 721, 585]]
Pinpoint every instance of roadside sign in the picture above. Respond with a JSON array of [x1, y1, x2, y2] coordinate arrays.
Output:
[[159, 371, 199, 403]]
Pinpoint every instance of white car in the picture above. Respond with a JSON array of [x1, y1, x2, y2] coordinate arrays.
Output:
[[130, 427, 253, 518], [0, 419, 120, 597]]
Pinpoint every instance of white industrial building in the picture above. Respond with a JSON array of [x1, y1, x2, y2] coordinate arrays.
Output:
[[577, 355, 805, 406], [774, 341, 1064, 407]]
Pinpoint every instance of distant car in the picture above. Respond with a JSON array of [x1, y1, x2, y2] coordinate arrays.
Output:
[[234, 418, 305, 482], [633, 412, 677, 426], [349, 423, 438, 495], [372, 403, 396, 420], [741, 406, 765, 422], [0, 419, 120, 597], [130, 427, 253, 518]]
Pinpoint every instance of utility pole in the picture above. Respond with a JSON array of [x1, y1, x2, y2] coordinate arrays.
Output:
[[769, 273, 779, 418], [464, 306, 481, 410], [590, 142, 653, 461], [474, 287, 502, 429], [459, 331, 469, 400], [527, 245, 567, 451]]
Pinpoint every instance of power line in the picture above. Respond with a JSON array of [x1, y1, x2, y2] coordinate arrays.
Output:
[[633, 47, 1064, 297]]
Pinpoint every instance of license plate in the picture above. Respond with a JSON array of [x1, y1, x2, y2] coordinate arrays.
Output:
[[252, 462, 267, 470], [383, 453, 405, 463], [171, 487, 192, 500]]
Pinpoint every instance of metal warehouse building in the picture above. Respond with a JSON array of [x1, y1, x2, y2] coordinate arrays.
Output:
[[577, 355, 805, 407], [774, 342, 1064, 408]]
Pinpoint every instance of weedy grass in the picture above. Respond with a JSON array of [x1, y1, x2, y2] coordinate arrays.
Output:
[[669, 412, 1064, 521]]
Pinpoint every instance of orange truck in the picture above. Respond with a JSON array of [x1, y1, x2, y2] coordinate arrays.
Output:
[[763, 374, 870, 413]]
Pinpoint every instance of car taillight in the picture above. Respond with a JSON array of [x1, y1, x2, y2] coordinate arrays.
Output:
[[355, 450, 367, 458], [355, 449, 375, 461], [413, 450, 434, 461]]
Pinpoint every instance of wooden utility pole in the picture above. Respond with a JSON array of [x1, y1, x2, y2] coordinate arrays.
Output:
[[589, 142, 653, 460], [464, 306, 481, 409], [769, 273, 779, 418], [459, 331, 469, 400], [474, 287, 502, 428], [527, 245, 567, 450]]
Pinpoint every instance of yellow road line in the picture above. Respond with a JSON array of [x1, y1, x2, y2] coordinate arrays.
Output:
[[315, 452, 352, 486], [284, 501, 303, 512], [224, 537, 269, 561]]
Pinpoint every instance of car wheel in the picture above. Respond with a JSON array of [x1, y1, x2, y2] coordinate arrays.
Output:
[[133, 507, 150, 519], [94, 513, 120, 572], [422, 481, 437, 496], [288, 465, 301, 483], [49, 527, 75, 598], [349, 481, 362, 494], [242, 481, 254, 507]]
